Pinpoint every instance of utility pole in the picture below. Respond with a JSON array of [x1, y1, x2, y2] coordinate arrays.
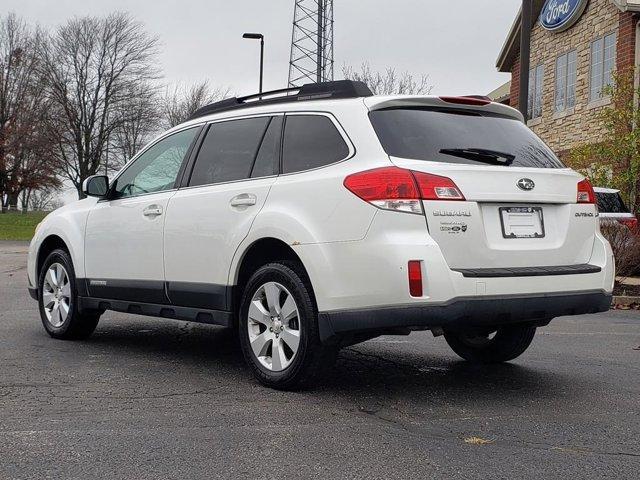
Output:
[[519, 0, 532, 121], [317, 0, 323, 83]]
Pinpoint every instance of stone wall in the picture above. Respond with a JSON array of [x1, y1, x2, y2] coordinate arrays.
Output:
[[509, 0, 634, 154]]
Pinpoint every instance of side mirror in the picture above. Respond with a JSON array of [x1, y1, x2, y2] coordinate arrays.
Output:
[[82, 175, 109, 198]]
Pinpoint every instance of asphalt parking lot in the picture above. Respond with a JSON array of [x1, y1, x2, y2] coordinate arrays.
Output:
[[0, 241, 639, 479]]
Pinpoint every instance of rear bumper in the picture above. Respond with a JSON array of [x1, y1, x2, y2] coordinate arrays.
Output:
[[294, 208, 615, 314], [318, 289, 612, 343]]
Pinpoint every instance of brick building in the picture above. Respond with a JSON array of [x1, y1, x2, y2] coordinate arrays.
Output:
[[495, 0, 640, 159]]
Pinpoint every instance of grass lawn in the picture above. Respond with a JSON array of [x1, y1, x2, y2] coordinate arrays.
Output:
[[0, 211, 49, 241]]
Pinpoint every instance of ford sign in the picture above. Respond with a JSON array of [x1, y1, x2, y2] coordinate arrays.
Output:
[[539, 0, 588, 32]]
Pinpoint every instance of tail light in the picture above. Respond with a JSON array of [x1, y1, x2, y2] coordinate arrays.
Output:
[[412, 171, 465, 201], [408, 261, 423, 297], [577, 179, 595, 204], [344, 167, 465, 214]]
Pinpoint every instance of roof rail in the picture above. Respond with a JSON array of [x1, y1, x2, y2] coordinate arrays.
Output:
[[188, 80, 373, 120]]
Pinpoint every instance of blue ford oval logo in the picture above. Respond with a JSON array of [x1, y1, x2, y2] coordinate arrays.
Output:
[[540, 0, 588, 32]]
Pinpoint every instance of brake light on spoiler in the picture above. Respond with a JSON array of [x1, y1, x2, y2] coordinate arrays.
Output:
[[439, 96, 492, 106], [344, 167, 465, 214]]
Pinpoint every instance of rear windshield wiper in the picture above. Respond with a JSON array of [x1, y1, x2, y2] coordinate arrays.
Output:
[[439, 148, 516, 166]]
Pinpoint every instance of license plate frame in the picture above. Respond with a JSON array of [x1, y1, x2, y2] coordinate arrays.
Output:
[[499, 206, 545, 239]]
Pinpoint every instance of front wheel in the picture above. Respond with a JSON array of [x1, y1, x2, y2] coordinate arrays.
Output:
[[444, 325, 537, 364], [38, 249, 101, 340], [238, 262, 335, 390]]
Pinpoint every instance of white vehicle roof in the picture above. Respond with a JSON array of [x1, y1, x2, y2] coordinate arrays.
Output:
[[168, 93, 524, 138]]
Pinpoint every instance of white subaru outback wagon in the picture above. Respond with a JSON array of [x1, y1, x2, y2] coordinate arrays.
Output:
[[27, 81, 614, 389]]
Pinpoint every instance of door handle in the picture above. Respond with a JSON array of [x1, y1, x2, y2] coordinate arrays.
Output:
[[143, 204, 163, 217], [230, 193, 257, 208]]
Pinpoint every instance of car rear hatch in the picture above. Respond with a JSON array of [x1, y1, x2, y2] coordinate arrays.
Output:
[[367, 98, 598, 270]]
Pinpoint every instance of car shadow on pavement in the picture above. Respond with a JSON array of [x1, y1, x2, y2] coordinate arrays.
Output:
[[325, 352, 565, 403], [69, 318, 577, 406]]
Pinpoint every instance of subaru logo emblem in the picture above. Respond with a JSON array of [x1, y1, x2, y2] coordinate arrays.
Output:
[[517, 178, 535, 191]]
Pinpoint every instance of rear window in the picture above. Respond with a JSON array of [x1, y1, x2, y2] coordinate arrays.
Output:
[[369, 108, 565, 169], [596, 191, 630, 213]]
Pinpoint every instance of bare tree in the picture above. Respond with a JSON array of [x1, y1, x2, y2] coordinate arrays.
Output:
[[0, 13, 52, 212], [7, 85, 61, 212], [41, 12, 160, 198], [342, 63, 432, 95], [110, 81, 161, 171], [25, 186, 62, 212], [161, 80, 229, 129]]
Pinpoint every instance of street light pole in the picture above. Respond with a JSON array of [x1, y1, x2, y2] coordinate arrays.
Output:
[[243, 33, 264, 94], [519, 0, 532, 121], [259, 36, 264, 94]]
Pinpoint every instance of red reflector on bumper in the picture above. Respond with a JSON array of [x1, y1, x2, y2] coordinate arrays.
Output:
[[408, 261, 423, 297]]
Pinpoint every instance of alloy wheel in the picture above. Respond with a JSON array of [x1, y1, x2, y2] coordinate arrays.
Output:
[[247, 281, 301, 372], [42, 263, 71, 328]]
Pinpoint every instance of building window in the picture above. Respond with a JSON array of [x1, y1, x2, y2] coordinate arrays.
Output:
[[528, 64, 544, 119], [555, 50, 577, 113], [590, 32, 616, 101]]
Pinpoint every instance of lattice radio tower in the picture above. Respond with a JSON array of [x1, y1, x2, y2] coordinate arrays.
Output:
[[288, 0, 334, 87]]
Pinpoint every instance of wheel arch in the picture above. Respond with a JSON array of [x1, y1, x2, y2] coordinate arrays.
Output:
[[230, 237, 317, 312], [36, 235, 71, 279], [233, 237, 309, 286]]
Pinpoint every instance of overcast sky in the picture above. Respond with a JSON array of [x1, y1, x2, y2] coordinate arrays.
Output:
[[5, 0, 520, 97]]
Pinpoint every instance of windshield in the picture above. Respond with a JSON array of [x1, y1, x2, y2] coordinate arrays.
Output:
[[369, 107, 565, 169]]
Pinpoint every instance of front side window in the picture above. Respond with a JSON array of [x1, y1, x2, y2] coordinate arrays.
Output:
[[188, 116, 272, 187], [591, 32, 616, 101], [528, 64, 544, 119], [112, 127, 199, 199], [282, 115, 350, 174], [555, 50, 577, 112]]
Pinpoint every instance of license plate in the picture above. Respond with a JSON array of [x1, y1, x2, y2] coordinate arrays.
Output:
[[499, 207, 545, 239]]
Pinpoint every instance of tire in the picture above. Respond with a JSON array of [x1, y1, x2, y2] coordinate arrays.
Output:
[[444, 325, 537, 364], [238, 261, 336, 390], [38, 248, 101, 340]]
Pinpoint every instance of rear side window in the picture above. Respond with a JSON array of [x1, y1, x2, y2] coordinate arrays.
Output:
[[596, 192, 630, 213], [189, 117, 271, 187], [282, 115, 350, 174], [251, 116, 282, 178], [369, 108, 565, 169]]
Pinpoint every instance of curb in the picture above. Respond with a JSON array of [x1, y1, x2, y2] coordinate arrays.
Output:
[[613, 296, 640, 307]]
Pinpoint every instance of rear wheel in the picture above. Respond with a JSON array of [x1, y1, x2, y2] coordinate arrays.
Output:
[[238, 262, 335, 389], [38, 249, 101, 340], [444, 325, 537, 364]]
